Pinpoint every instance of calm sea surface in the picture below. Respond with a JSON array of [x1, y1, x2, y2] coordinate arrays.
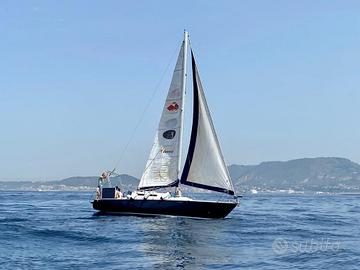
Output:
[[0, 191, 359, 270]]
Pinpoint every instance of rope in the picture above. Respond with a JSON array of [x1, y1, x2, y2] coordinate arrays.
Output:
[[111, 45, 180, 173], [142, 149, 162, 175]]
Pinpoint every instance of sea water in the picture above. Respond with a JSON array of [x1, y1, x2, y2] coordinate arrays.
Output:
[[0, 191, 359, 270]]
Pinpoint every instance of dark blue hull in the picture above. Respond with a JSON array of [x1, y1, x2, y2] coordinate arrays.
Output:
[[92, 199, 237, 219]]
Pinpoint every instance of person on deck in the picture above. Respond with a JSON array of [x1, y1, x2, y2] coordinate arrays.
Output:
[[98, 171, 109, 185], [115, 186, 123, 199], [175, 188, 182, 197], [96, 185, 101, 200]]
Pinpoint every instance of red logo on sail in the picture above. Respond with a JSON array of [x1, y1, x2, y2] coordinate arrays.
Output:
[[167, 102, 179, 112]]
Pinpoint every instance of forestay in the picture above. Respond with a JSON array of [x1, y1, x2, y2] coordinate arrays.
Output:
[[138, 42, 186, 190], [181, 51, 235, 195]]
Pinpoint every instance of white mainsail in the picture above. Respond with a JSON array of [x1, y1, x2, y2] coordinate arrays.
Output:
[[181, 51, 234, 195], [138, 36, 188, 189]]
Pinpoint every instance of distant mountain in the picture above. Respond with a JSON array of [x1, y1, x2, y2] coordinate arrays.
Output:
[[0, 174, 139, 191], [56, 174, 139, 188], [1, 157, 360, 193], [229, 157, 360, 192]]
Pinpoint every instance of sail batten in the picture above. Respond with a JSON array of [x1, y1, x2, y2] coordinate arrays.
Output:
[[180, 51, 235, 195]]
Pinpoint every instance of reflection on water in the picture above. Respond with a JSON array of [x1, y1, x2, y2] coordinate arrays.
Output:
[[137, 217, 236, 269]]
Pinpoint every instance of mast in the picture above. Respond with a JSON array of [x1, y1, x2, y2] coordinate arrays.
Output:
[[177, 30, 189, 183]]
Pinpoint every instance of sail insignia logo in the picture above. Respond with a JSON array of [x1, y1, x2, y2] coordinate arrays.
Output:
[[163, 130, 176, 139], [160, 147, 174, 154], [167, 102, 179, 112]]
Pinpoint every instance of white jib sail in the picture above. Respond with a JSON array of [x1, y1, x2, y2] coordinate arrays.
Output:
[[184, 55, 234, 193], [138, 42, 186, 189]]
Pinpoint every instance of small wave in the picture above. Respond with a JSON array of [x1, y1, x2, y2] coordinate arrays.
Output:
[[0, 217, 28, 223], [348, 206, 360, 213], [289, 207, 307, 212], [303, 213, 352, 226], [29, 228, 118, 244]]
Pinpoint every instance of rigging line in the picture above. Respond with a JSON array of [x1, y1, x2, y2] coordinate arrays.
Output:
[[112, 45, 180, 172], [142, 149, 162, 175]]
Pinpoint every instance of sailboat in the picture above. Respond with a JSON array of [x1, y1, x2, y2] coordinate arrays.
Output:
[[92, 31, 239, 218]]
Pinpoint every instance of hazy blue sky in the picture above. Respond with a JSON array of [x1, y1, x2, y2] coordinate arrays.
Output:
[[1, 1, 360, 181]]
